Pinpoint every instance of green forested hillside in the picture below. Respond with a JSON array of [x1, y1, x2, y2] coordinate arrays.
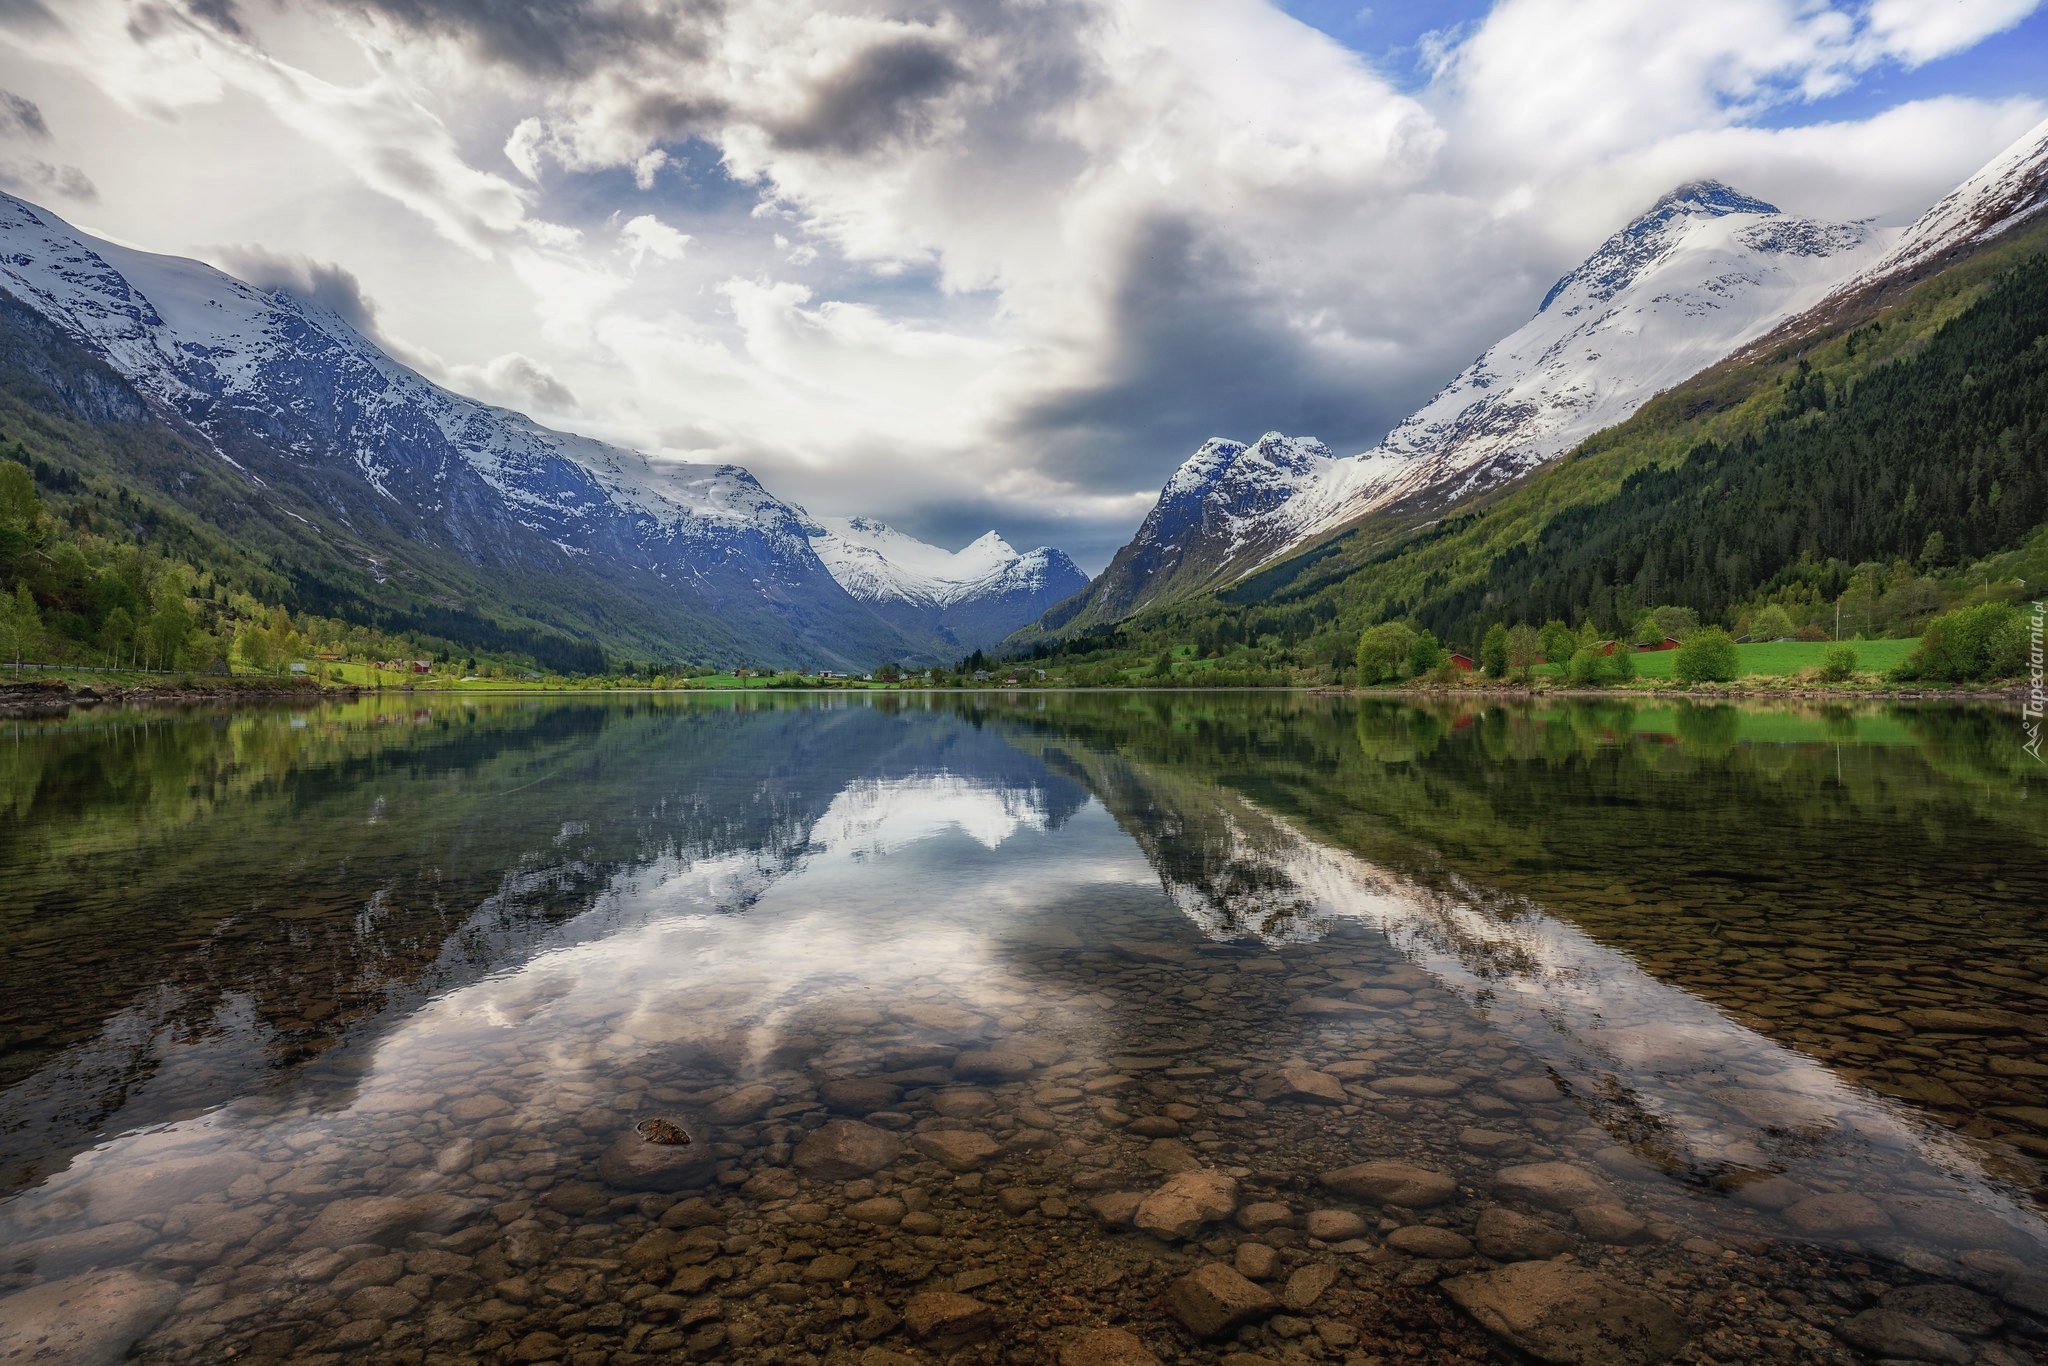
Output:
[[0, 296, 635, 676], [1003, 216, 2048, 684]]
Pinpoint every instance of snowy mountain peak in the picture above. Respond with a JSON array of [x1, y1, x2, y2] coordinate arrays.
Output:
[[1060, 177, 1914, 633], [1540, 180, 1812, 312], [1846, 113, 2048, 289], [804, 516, 1087, 650]]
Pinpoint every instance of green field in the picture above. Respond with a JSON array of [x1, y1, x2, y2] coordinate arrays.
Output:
[[1620, 638, 1919, 681]]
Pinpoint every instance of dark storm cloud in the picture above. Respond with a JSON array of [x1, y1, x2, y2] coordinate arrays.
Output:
[[764, 33, 965, 155], [217, 247, 387, 340], [1009, 212, 1415, 494], [0, 90, 48, 140], [0, 157, 95, 201], [185, 0, 245, 36], [317, 0, 720, 78]]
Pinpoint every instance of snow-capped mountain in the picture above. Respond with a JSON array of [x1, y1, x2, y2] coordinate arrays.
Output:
[[1050, 181, 1893, 631], [0, 192, 997, 668], [806, 516, 1087, 652], [1753, 113, 2048, 357], [1046, 434, 1332, 625]]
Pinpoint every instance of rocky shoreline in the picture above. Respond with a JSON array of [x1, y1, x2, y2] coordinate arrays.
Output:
[[0, 678, 352, 718]]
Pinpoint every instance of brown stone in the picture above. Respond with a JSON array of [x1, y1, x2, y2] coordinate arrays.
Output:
[[848, 1196, 907, 1226], [742, 1167, 801, 1199], [596, 1117, 717, 1191], [1373, 1075, 1464, 1098], [1235, 1242, 1281, 1279], [1253, 1067, 1347, 1105], [1493, 1163, 1609, 1212], [1834, 1309, 1971, 1364], [1126, 1116, 1181, 1137], [912, 1129, 1001, 1171], [541, 1180, 608, 1217], [1496, 1076, 1566, 1103], [795, 1120, 905, 1178], [0, 1270, 180, 1366], [903, 1290, 994, 1341], [1574, 1204, 1647, 1245], [1304, 1208, 1369, 1242], [805, 1253, 858, 1283], [1473, 1207, 1573, 1261], [1135, 1171, 1239, 1240], [706, 1083, 778, 1124], [1442, 1260, 1687, 1366], [1234, 1201, 1294, 1232], [449, 1093, 512, 1121], [1060, 1327, 1163, 1366], [1387, 1224, 1474, 1258], [1088, 1192, 1144, 1227], [819, 1078, 902, 1114], [1321, 1160, 1457, 1207], [1143, 1139, 1203, 1174], [1282, 1262, 1339, 1310], [1167, 1262, 1282, 1337]]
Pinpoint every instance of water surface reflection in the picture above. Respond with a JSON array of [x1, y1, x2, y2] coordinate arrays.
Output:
[[1, 693, 2043, 1365]]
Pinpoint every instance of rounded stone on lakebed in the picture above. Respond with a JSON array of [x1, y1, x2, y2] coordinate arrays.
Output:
[[794, 1118, 906, 1178], [596, 1115, 717, 1191], [1387, 1224, 1475, 1259], [1321, 1160, 1458, 1208]]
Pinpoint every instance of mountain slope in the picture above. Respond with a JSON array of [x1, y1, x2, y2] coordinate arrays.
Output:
[[1021, 123, 2048, 672], [1039, 181, 1890, 637], [804, 516, 1087, 653], [0, 193, 924, 670]]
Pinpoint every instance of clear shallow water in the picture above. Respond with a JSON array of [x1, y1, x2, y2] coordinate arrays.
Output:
[[0, 693, 2045, 1365]]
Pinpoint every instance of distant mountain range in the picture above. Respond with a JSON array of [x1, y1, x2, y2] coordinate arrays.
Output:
[[1037, 117, 2048, 638], [805, 517, 1086, 656], [0, 197, 1078, 668]]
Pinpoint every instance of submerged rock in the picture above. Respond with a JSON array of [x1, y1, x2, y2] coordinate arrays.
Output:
[[1442, 1260, 1687, 1365], [1321, 1160, 1457, 1207], [1134, 1171, 1238, 1240], [0, 1269, 180, 1366], [1168, 1262, 1281, 1337], [596, 1115, 717, 1191], [795, 1119, 904, 1178]]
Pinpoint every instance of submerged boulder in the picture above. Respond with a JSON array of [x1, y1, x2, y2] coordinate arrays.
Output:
[[597, 1115, 717, 1191]]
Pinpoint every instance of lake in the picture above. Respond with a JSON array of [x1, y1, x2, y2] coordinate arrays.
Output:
[[1, 692, 2044, 1366]]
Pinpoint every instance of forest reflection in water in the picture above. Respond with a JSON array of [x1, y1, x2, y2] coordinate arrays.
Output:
[[0, 691, 2043, 1365]]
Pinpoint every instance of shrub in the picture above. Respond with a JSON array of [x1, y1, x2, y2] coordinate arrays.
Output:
[[1479, 623, 1510, 677], [1673, 628, 1739, 684], [1407, 629, 1444, 676], [1506, 625, 1541, 681], [1794, 623, 1829, 642], [1355, 621, 1417, 685], [1751, 604, 1795, 640], [1892, 602, 2027, 682], [1650, 605, 1699, 641], [1817, 643, 1858, 682], [1566, 646, 1604, 686], [1537, 619, 1576, 666]]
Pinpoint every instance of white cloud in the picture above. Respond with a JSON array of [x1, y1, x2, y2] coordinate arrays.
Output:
[[0, 0, 2039, 568], [617, 212, 689, 267]]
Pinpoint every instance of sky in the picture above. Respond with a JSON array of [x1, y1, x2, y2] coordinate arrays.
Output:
[[0, 0, 2042, 571]]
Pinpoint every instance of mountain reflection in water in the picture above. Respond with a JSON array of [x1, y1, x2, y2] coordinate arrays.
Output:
[[0, 692, 2043, 1366]]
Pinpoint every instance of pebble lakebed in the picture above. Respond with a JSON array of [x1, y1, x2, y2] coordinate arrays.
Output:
[[2, 915, 2044, 1366]]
